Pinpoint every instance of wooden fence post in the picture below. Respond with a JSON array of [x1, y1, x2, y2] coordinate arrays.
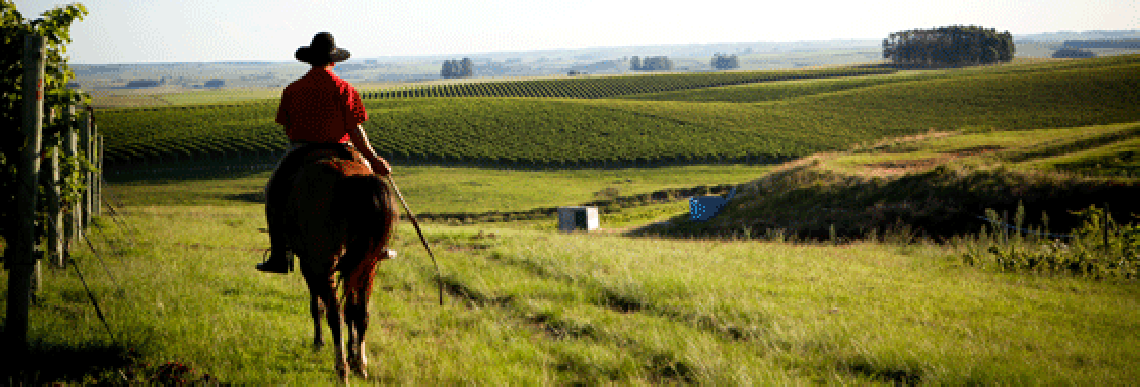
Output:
[[64, 105, 81, 245], [94, 132, 103, 216], [79, 104, 91, 229], [6, 33, 46, 352], [44, 108, 64, 267], [88, 118, 97, 222]]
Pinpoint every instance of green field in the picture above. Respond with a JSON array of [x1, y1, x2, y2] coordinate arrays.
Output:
[[646, 121, 1139, 242], [106, 164, 768, 215], [86, 87, 284, 109], [5, 56, 1140, 384], [157, 88, 283, 106], [95, 55, 1140, 167], [4, 188, 1137, 384], [356, 67, 895, 99]]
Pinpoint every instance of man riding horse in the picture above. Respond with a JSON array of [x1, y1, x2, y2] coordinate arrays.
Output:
[[256, 32, 393, 273]]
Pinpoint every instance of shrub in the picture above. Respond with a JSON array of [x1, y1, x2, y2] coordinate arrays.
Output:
[[960, 202, 1139, 279]]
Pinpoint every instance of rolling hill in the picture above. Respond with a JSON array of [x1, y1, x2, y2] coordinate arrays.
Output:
[[96, 55, 1140, 169]]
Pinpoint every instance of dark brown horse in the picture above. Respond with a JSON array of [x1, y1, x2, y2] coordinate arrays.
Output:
[[282, 148, 398, 382]]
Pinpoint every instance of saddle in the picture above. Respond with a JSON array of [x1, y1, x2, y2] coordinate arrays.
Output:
[[318, 158, 374, 178], [293, 144, 374, 178]]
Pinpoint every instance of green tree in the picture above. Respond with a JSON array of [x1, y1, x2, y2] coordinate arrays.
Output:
[[1, 0, 90, 246], [460, 57, 473, 77], [883, 25, 1015, 66], [441, 58, 473, 79], [998, 30, 1015, 61], [711, 53, 739, 70], [441, 60, 455, 78], [641, 56, 672, 71]]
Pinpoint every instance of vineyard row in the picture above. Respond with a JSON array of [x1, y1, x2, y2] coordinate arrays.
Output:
[[356, 68, 896, 99]]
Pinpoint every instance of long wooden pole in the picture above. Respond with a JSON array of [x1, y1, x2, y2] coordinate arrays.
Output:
[[6, 33, 46, 352], [94, 131, 103, 216], [80, 105, 92, 229], [45, 108, 64, 267], [64, 104, 80, 244], [384, 175, 443, 306]]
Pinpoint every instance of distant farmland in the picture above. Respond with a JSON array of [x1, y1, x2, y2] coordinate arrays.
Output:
[[96, 55, 1140, 167]]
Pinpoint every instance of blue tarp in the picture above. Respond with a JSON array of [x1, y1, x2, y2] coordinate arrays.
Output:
[[689, 187, 736, 221]]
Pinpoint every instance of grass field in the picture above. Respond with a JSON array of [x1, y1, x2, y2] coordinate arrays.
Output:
[[3, 195, 1137, 384], [5, 56, 1139, 384], [106, 163, 774, 214], [94, 55, 1140, 167], [645, 120, 1139, 243], [9, 124, 1140, 384], [86, 87, 283, 109], [355, 68, 895, 99]]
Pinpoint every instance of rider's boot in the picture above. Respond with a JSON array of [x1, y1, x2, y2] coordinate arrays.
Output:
[[256, 238, 293, 273], [256, 189, 293, 274]]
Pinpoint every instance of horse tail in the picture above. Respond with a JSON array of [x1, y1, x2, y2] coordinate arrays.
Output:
[[333, 175, 399, 303]]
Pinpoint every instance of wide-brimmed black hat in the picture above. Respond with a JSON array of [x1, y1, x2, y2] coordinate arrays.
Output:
[[295, 32, 350, 65]]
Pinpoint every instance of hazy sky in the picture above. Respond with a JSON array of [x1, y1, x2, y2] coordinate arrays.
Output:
[[13, 0, 1139, 64]]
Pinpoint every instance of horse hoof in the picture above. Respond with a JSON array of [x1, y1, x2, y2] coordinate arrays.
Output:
[[336, 364, 349, 384], [349, 358, 368, 378]]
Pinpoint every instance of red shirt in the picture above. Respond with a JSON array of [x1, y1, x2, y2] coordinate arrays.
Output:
[[276, 67, 367, 143]]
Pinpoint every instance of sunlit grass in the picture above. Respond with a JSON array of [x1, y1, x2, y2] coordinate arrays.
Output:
[[8, 54, 1140, 384], [825, 122, 1140, 179], [617, 71, 944, 103], [157, 88, 282, 105], [8, 210, 1136, 384], [10, 126, 1140, 383], [106, 164, 775, 213]]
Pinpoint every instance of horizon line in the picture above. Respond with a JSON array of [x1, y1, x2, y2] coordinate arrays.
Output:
[[68, 29, 1140, 66]]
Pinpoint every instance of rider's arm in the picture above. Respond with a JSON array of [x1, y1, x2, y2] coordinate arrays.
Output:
[[348, 124, 391, 176]]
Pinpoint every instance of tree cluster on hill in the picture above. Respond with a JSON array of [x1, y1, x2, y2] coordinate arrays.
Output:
[[1062, 39, 1140, 49], [710, 53, 740, 70], [629, 56, 673, 71], [883, 25, 1014, 66], [124, 79, 163, 88], [1053, 48, 1097, 59], [441, 58, 473, 79]]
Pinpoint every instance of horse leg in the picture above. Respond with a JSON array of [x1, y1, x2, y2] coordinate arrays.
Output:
[[343, 294, 359, 375], [345, 242, 386, 378], [355, 298, 370, 378], [300, 266, 327, 350], [344, 294, 369, 378], [354, 265, 377, 379], [310, 292, 325, 349], [320, 277, 348, 383]]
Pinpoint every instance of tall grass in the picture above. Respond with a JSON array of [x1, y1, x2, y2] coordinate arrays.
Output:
[[647, 119, 1140, 242], [6, 209, 1137, 384], [6, 150, 1140, 384], [957, 202, 1140, 278]]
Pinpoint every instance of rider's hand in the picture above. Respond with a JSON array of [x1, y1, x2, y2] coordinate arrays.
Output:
[[371, 157, 392, 176]]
